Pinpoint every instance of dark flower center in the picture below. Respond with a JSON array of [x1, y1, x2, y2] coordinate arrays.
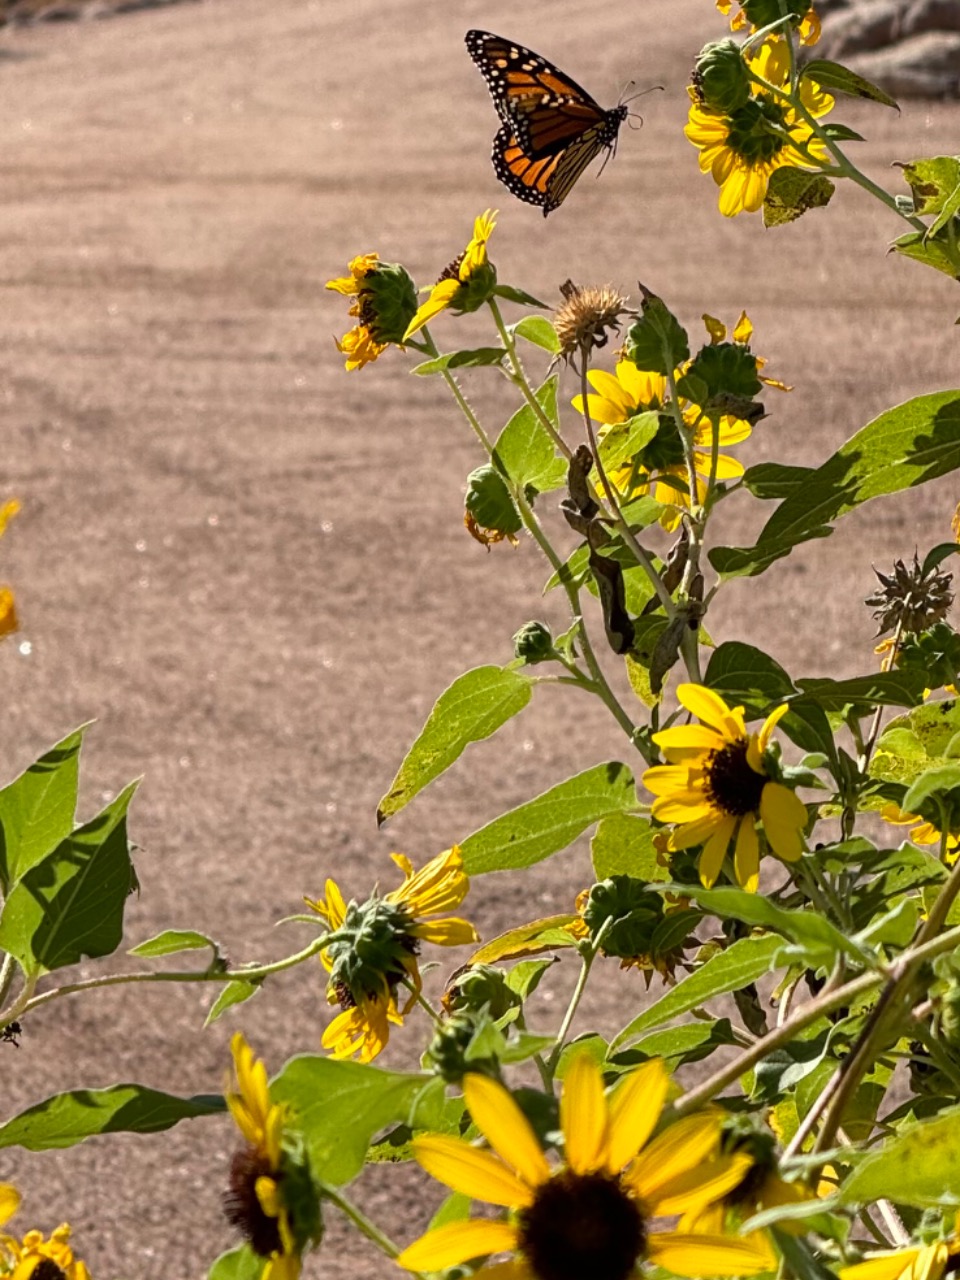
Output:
[[517, 1170, 645, 1280], [706, 739, 766, 816], [724, 96, 790, 164], [30, 1263, 67, 1280], [224, 1145, 283, 1258]]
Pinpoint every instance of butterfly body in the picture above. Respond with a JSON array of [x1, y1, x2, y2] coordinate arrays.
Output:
[[465, 29, 627, 215]]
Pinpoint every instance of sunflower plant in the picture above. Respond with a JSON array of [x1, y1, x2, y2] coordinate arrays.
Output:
[[4, 4, 960, 1280]]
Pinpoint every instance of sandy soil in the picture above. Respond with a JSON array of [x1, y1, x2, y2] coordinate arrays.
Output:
[[0, 0, 957, 1276]]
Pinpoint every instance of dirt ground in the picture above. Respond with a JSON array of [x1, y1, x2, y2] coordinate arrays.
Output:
[[0, 0, 957, 1276]]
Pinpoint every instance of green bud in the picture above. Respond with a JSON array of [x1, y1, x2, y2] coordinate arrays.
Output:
[[451, 261, 499, 315], [358, 261, 418, 345], [443, 963, 523, 1020], [513, 621, 556, 666], [684, 341, 762, 402], [323, 896, 416, 1004], [426, 1012, 502, 1085], [693, 39, 752, 113], [582, 876, 669, 961], [464, 465, 523, 541]]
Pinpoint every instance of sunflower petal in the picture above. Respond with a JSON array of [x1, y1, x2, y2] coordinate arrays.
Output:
[[676, 684, 746, 740], [411, 1135, 533, 1207], [625, 1112, 722, 1206], [463, 1074, 551, 1189], [648, 1232, 774, 1277], [0, 1185, 20, 1229], [734, 819, 760, 893], [605, 1059, 669, 1173], [761, 783, 807, 863], [652, 1152, 754, 1216], [561, 1053, 608, 1174], [396, 1219, 519, 1271]]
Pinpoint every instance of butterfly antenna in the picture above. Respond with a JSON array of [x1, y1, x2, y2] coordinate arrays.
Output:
[[622, 83, 664, 106]]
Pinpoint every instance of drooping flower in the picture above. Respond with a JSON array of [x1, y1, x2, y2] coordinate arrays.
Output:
[[643, 684, 808, 892], [572, 358, 751, 532], [404, 210, 498, 339], [554, 281, 632, 365], [716, 0, 821, 46], [0, 1184, 92, 1280], [686, 37, 833, 216], [397, 1054, 772, 1280], [567, 877, 698, 986], [223, 1034, 321, 1280], [867, 553, 954, 638], [880, 803, 960, 863], [306, 846, 479, 1063], [326, 252, 418, 371]]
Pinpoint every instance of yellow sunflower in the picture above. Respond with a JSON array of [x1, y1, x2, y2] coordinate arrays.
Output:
[[224, 1033, 317, 1280], [404, 210, 498, 339], [397, 1054, 772, 1280], [326, 251, 418, 372], [880, 803, 960, 863], [716, 0, 821, 45], [686, 37, 833, 216], [0, 1184, 91, 1280], [643, 683, 807, 892], [572, 359, 751, 532], [307, 846, 479, 1063]]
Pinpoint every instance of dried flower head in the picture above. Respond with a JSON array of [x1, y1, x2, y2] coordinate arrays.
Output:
[[554, 281, 632, 366], [867, 553, 954, 637]]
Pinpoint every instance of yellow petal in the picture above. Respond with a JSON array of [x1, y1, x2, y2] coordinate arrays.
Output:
[[412, 1135, 533, 1207], [626, 1112, 721, 1206], [676, 684, 745, 741], [390, 846, 470, 916], [761, 783, 807, 863], [734, 819, 760, 893], [605, 1059, 669, 1173], [396, 1219, 519, 1271], [648, 1232, 774, 1276], [668, 812, 726, 852], [652, 725, 727, 752], [0, 588, 17, 639], [757, 702, 789, 752], [561, 1053, 608, 1174], [463, 1074, 551, 1189], [0, 1185, 20, 1228], [699, 815, 737, 886], [411, 916, 480, 946], [652, 1151, 754, 1216], [403, 280, 461, 340], [653, 796, 717, 824], [839, 1252, 924, 1280]]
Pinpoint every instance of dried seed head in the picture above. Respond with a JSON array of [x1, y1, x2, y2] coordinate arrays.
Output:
[[866, 553, 954, 637], [554, 281, 632, 365]]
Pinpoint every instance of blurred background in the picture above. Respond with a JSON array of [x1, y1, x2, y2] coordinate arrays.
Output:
[[0, 0, 956, 1275]]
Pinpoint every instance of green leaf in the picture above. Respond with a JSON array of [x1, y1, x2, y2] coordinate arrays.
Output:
[[704, 641, 795, 713], [616, 1019, 738, 1067], [709, 390, 960, 578], [892, 224, 960, 281], [593, 412, 659, 476], [129, 929, 219, 959], [0, 782, 139, 975], [794, 671, 927, 713], [872, 700, 960, 786], [625, 291, 689, 375], [609, 934, 782, 1050], [412, 348, 505, 375], [742, 462, 816, 500], [686, 886, 869, 967], [0, 724, 89, 894], [492, 377, 566, 493], [510, 316, 560, 353], [802, 59, 899, 109], [897, 156, 960, 217], [822, 123, 865, 143], [271, 1056, 433, 1186], [209, 1247, 262, 1280], [763, 166, 835, 227], [904, 763, 960, 828], [377, 667, 533, 824], [775, 1230, 842, 1280], [460, 762, 636, 874], [591, 813, 665, 881], [469, 915, 578, 965], [840, 1105, 960, 1207], [923, 543, 960, 576], [204, 978, 261, 1026], [493, 284, 547, 308], [0, 1084, 223, 1151]]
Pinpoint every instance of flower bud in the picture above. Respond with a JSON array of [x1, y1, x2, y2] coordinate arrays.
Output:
[[464, 465, 522, 547], [443, 963, 522, 1020], [692, 40, 751, 113], [426, 1012, 502, 1084], [513, 621, 556, 666], [358, 261, 419, 345]]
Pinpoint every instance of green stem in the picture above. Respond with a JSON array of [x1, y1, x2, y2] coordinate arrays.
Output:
[[18, 937, 329, 1017], [673, 921, 960, 1121], [0, 952, 16, 1016], [488, 297, 573, 461], [544, 924, 610, 1079], [321, 1183, 418, 1270]]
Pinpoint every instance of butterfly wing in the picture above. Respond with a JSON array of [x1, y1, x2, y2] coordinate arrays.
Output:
[[466, 29, 610, 159], [492, 121, 621, 217]]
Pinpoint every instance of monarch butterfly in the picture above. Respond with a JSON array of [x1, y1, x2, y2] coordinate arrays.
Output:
[[465, 29, 629, 216]]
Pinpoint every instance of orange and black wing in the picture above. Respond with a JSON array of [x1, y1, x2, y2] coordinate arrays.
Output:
[[466, 29, 612, 159], [492, 123, 618, 217]]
